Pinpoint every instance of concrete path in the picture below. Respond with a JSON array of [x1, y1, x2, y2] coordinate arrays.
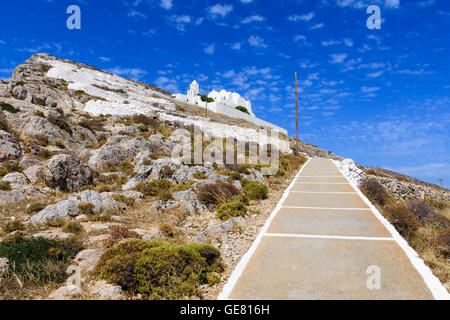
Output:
[[219, 158, 448, 300]]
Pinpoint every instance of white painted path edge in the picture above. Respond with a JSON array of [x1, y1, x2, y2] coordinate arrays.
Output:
[[332, 160, 450, 300], [218, 158, 312, 300], [218, 157, 450, 300]]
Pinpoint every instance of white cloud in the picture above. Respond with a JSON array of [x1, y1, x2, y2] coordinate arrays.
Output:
[[385, 0, 400, 8], [106, 67, 147, 80], [321, 39, 341, 47], [241, 15, 265, 24], [288, 12, 314, 22], [248, 35, 267, 48], [204, 43, 216, 55], [160, 0, 173, 10], [208, 4, 233, 19], [99, 57, 111, 62], [127, 9, 147, 18], [168, 15, 192, 31], [231, 42, 242, 50], [361, 86, 380, 93], [343, 38, 354, 47], [309, 23, 324, 30], [330, 53, 348, 64]]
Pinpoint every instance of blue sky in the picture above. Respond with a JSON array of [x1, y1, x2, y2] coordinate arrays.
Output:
[[0, 0, 449, 186]]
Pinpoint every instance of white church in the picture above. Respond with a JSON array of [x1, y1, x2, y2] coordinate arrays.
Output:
[[173, 80, 286, 134]]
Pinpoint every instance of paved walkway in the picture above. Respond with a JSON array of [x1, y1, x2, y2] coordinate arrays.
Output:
[[219, 158, 448, 300]]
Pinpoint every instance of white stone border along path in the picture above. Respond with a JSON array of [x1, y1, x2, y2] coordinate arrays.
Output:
[[218, 157, 450, 300]]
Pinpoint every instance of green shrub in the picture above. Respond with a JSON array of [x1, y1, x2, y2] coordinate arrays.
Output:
[[197, 182, 240, 205], [159, 224, 175, 238], [37, 149, 54, 160], [53, 140, 66, 149], [198, 94, 215, 103], [160, 190, 174, 202], [235, 106, 250, 115], [0, 181, 11, 191], [95, 240, 163, 291], [193, 172, 207, 180], [62, 221, 84, 234], [160, 165, 175, 179], [383, 203, 421, 240], [27, 201, 47, 215], [135, 179, 173, 197], [78, 202, 95, 215], [134, 243, 222, 300], [216, 201, 247, 221], [3, 221, 25, 234], [113, 195, 136, 207], [243, 181, 268, 200], [0, 237, 82, 285], [48, 117, 72, 135], [174, 180, 195, 192], [360, 177, 391, 207], [34, 111, 45, 118], [0, 102, 20, 114]]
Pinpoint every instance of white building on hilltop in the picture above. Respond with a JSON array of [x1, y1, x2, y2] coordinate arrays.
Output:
[[173, 80, 287, 133]]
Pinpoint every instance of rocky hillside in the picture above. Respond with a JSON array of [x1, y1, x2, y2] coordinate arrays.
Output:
[[0, 53, 448, 300], [0, 53, 306, 300]]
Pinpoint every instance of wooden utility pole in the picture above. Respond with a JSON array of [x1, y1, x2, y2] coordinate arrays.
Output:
[[295, 72, 299, 155], [206, 76, 209, 117]]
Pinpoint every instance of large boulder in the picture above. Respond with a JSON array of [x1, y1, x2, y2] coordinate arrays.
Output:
[[2, 172, 29, 189], [23, 165, 45, 183], [30, 197, 79, 225], [0, 130, 22, 161], [44, 154, 93, 192], [0, 186, 44, 205], [88, 135, 150, 169], [78, 190, 103, 212], [11, 86, 27, 100]]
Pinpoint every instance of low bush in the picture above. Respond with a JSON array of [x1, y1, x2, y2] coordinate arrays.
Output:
[[0, 102, 20, 114], [95, 240, 164, 291], [383, 203, 421, 240], [78, 202, 95, 215], [113, 195, 136, 207], [359, 177, 391, 207], [135, 179, 173, 197], [26, 201, 47, 215], [235, 106, 250, 115], [48, 117, 73, 136], [197, 182, 240, 206], [193, 172, 207, 180], [0, 237, 82, 285], [62, 221, 84, 234], [110, 226, 140, 240], [159, 224, 175, 238], [242, 181, 268, 200], [435, 228, 450, 258], [216, 201, 248, 221], [134, 243, 222, 300], [0, 181, 11, 191], [3, 221, 25, 234], [160, 190, 174, 202], [0, 160, 22, 178], [95, 240, 222, 299], [160, 165, 175, 179], [407, 200, 437, 225]]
